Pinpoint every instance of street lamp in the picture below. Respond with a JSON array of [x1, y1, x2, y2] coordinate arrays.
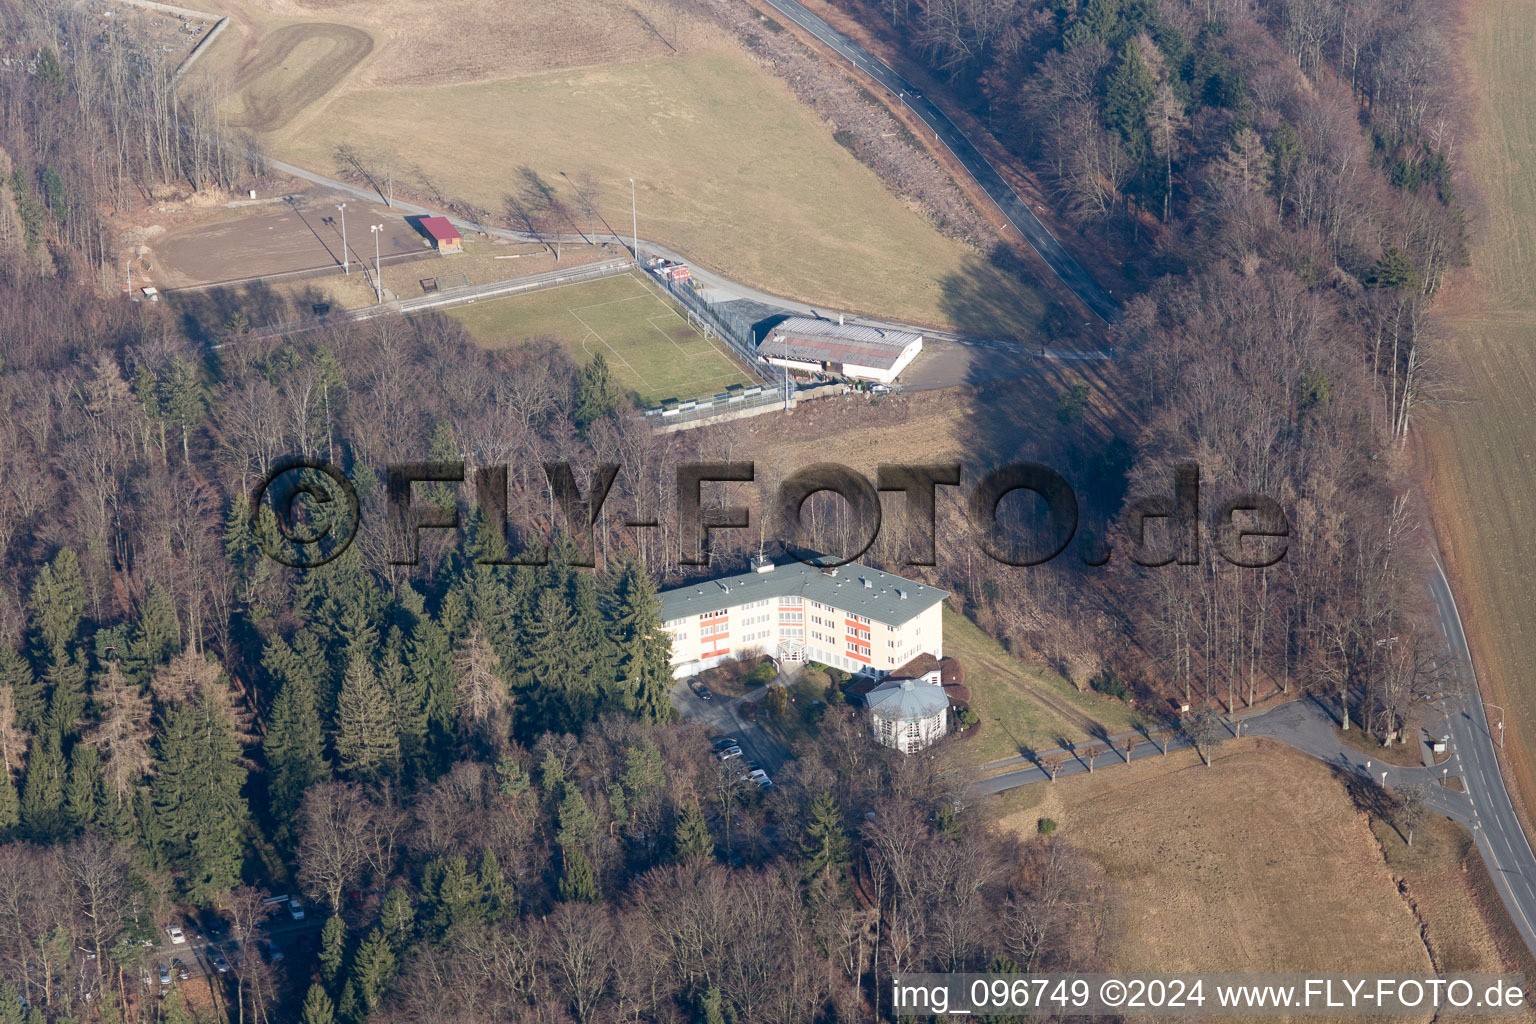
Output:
[[629, 178, 638, 263], [336, 203, 348, 275], [1485, 702, 1506, 751], [370, 224, 384, 304]]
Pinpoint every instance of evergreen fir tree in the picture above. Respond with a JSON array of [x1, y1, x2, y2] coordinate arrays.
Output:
[[379, 887, 414, 950], [0, 981, 22, 1024], [697, 986, 726, 1024], [350, 927, 396, 1016], [64, 742, 103, 830], [300, 983, 336, 1024], [0, 648, 40, 737], [515, 586, 579, 736], [122, 584, 180, 685], [477, 847, 512, 922], [673, 801, 713, 860], [380, 628, 426, 778], [557, 787, 596, 850], [407, 617, 455, 767], [150, 696, 250, 903], [319, 916, 347, 985], [42, 649, 88, 738], [28, 549, 85, 656], [20, 731, 66, 840], [557, 847, 599, 903], [1104, 39, 1155, 156], [801, 791, 850, 882], [263, 673, 330, 847], [574, 352, 619, 428], [333, 652, 399, 781], [566, 567, 612, 722], [424, 854, 481, 932], [610, 559, 673, 722], [0, 769, 18, 834]]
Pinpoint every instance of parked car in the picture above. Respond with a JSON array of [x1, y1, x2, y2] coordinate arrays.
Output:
[[174, 960, 189, 981], [166, 925, 185, 945], [749, 769, 772, 789], [711, 737, 739, 751], [287, 899, 305, 921], [157, 964, 172, 987], [264, 940, 284, 962], [869, 383, 892, 394], [717, 746, 743, 761], [692, 682, 713, 700], [210, 952, 229, 974]]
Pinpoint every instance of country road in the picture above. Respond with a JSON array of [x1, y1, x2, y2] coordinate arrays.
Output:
[[975, 563, 1536, 961]]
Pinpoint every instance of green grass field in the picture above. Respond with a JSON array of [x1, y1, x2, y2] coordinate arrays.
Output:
[[265, 47, 1047, 335], [941, 607, 1138, 767], [446, 272, 755, 405]]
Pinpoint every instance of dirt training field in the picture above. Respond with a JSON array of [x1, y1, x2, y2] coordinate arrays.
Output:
[[1419, 1, 1536, 841], [145, 195, 425, 289], [229, 22, 373, 131], [447, 272, 756, 406]]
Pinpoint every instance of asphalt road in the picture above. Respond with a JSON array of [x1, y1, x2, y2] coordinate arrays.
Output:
[[669, 680, 793, 780], [752, 0, 1117, 325], [975, 564, 1536, 962], [1427, 560, 1536, 954]]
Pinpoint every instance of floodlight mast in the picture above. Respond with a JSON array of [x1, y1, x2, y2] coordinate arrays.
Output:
[[370, 224, 384, 303], [336, 203, 348, 275]]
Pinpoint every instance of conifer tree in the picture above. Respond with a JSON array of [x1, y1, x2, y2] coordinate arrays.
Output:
[[263, 673, 330, 846], [574, 352, 619, 429], [516, 586, 579, 736], [20, 731, 65, 840], [28, 549, 85, 657], [0, 765, 19, 833], [350, 927, 396, 1015], [801, 791, 850, 882], [1104, 39, 1155, 158], [379, 887, 414, 950], [407, 617, 455, 766], [424, 854, 480, 932], [379, 629, 427, 778], [610, 559, 673, 722], [150, 695, 250, 903], [477, 847, 512, 922], [557, 787, 596, 850], [0, 647, 41, 736], [300, 983, 336, 1024], [319, 916, 348, 985], [64, 742, 102, 830], [333, 653, 399, 781], [558, 847, 599, 903], [122, 584, 179, 685], [673, 801, 713, 860], [42, 649, 88, 738]]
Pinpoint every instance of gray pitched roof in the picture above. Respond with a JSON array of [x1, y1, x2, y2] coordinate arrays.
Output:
[[659, 558, 947, 627], [866, 678, 950, 720], [759, 317, 922, 371]]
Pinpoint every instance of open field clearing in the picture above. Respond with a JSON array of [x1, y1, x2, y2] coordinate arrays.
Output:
[[997, 741, 1528, 995], [228, 22, 373, 131], [246, 43, 1045, 334], [202, 0, 700, 89], [447, 272, 755, 405], [941, 608, 1137, 764], [1419, 1, 1536, 835]]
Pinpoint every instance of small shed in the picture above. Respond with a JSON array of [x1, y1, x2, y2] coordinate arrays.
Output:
[[420, 216, 463, 255]]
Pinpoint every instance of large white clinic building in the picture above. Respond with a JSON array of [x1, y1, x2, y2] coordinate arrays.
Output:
[[659, 556, 947, 678]]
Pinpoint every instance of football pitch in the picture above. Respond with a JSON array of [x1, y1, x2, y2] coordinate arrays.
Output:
[[447, 272, 756, 406]]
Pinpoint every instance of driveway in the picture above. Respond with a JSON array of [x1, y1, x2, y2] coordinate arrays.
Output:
[[671, 681, 792, 777]]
